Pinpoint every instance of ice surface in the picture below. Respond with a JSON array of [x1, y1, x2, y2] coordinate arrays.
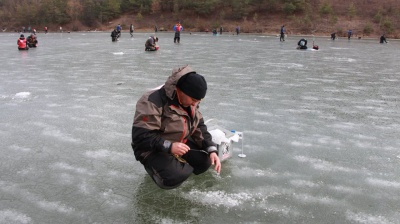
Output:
[[1, 32, 400, 223]]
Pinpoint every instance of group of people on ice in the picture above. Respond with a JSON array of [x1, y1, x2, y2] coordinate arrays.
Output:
[[17, 33, 38, 50], [110, 22, 184, 51], [101, 22, 388, 53]]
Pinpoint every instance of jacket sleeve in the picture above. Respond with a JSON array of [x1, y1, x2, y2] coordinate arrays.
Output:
[[132, 95, 171, 154], [196, 117, 218, 154]]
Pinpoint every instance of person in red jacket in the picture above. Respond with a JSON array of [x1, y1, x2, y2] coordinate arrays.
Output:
[[173, 22, 183, 43], [17, 34, 28, 50]]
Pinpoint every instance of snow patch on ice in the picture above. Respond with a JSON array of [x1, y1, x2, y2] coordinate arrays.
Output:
[[366, 178, 400, 188], [14, 92, 31, 98], [0, 210, 32, 224], [346, 211, 391, 224], [186, 190, 253, 207]]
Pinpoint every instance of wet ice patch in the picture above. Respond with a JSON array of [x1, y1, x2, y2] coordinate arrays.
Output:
[[107, 170, 137, 180], [113, 52, 124, 55], [0, 209, 32, 224], [99, 189, 128, 209]]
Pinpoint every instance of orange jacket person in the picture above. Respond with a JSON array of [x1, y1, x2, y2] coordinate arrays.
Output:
[[17, 34, 28, 50], [173, 22, 183, 43]]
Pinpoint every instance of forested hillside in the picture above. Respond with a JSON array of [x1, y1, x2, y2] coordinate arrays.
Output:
[[1, 0, 399, 38]]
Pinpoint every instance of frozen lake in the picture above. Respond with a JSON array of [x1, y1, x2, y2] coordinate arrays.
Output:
[[1, 31, 400, 224]]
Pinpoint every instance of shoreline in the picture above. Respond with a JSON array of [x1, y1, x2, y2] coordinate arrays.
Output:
[[4, 30, 394, 41]]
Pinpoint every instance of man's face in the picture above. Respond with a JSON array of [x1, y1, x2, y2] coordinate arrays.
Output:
[[177, 88, 201, 107]]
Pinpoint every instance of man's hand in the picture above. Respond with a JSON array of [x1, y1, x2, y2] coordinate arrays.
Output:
[[170, 142, 190, 156], [209, 152, 221, 173]]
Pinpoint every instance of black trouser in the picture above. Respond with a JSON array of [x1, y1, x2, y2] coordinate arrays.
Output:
[[174, 32, 180, 43], [142, 141, 211, 189]]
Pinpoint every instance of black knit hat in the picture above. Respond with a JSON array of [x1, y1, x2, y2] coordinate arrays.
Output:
[[177, 72, 207, 100]]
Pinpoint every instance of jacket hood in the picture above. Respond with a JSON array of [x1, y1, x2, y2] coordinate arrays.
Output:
[[164, 65, 195, 100]]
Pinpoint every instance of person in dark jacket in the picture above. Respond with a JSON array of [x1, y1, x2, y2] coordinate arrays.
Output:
[[297, 38, 308, 50], [331, 32, 336, 40], [131, 65, 221, 189], [380, 34, 387, 43], [280, 25, 285, 41], [129, 24, 134, 37], [145, 36, 159, 51], [26, 34, 38, 47], [111, 29, 118, 42]]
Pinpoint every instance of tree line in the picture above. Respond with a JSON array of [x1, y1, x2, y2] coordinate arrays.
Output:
[[0, 0, 399, 35], [0, 0, 289, 27]]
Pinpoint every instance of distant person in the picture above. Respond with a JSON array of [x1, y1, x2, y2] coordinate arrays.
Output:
[[44, 26, 48, 34], [145, 35, 159, 51], [17, 34, 28, 50], [111, 29, 118, 42], [155, 25, 158, 33], [380, 34, 387, 43], [26, 34, 38, 48], [331, 32, 336, 40], [173, 22, 183, 43], [236, 26, 240, 35], [280, 25, 285, 41], [116, 24, 121, 37], [219, 26, 223, 35], [347, 29, 352, 40], [60, 26, 63, 33], [32, 29, 36, 35], [212, 29, 217, 36], [297, 38, 308, 50], [130, 24, 134, 37], [131, 65, 221, 189]]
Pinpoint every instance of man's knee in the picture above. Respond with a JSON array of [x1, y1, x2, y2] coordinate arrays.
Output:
[[144, 161, 193, 189], [192, 159, 211, 175]]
